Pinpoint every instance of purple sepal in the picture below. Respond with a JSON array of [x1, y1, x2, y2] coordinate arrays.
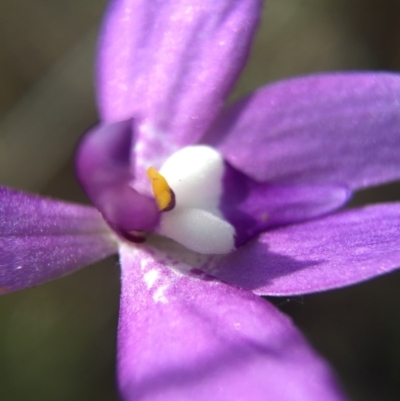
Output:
[[75, 120, 160, 240], [0, 186, 117, 294], [209, 203, 400, 296], [204, 72, 400, 190], [98, 0, 262, 173], [117, 244, 347, 401], [221, 164, 351, 247]]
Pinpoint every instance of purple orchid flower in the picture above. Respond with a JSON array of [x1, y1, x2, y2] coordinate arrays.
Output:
[[1, 0, 400, 400]]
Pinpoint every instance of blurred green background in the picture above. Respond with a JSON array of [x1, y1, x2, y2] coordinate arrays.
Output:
[[0, 0, 400, 400]]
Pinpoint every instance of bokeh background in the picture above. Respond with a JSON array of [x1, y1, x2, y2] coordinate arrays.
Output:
[[0, 0, 400, 400]]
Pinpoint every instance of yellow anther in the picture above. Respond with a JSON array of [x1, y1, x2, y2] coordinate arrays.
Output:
[[146, 167, 175, 211]]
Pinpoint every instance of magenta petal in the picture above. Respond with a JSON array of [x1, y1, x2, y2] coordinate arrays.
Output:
[[75, 120, 160, 238], [204, 73, 400, 190], [221, 164, 350, 246], [210, 203, 400, 296], [98, 0, 262, 170], [117, 244, 347, 401], [0, 187, 117, 294]]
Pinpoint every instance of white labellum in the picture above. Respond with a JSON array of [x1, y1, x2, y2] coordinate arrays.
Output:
[[157, 146, 235, 254]]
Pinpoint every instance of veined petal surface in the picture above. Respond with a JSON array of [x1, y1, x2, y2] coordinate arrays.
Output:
[[0, 187, 117, 293], [209, 203, 400, 296], [98, 0, 262, 172], [204, 73, 400, 190], [117, 243, 347, 401]]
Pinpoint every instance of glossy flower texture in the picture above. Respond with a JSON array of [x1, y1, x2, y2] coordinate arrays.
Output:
[[1, 0, 400, 400]]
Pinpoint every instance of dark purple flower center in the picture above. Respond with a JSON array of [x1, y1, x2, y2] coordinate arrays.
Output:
[[75, 119, 350, 253]]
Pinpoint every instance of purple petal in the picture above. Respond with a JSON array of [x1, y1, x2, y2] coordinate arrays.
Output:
[[221, 164, 351, 247], [209, 203, 400, 296], [117, 243, 347, 401], [0, 187, 117, 294], [204, 73, 400, 190], [75, 120, 160, 239], [98, 0, 262, 171]]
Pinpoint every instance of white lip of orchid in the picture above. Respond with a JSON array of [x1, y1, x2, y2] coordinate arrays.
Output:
[[149, 145, 236, 255]]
